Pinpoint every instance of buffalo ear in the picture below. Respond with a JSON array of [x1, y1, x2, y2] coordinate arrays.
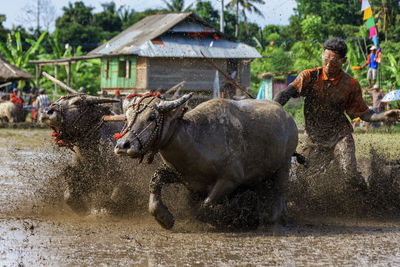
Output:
[[156, 93, 193, 113]]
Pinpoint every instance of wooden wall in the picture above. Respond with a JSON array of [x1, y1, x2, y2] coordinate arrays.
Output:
[[145, 58, 251, 92]]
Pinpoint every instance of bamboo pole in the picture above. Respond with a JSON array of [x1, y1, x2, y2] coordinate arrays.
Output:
[[42, 71, 78, 94]]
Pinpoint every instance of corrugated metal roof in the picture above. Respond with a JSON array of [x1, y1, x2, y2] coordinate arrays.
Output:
[[0, 55, 33, 81], [88, 13, 192, 56], [88, 12, 261, 59], [130, 35, 260, 58]]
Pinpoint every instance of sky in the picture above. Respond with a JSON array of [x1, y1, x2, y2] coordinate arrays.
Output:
[[2, 0, 297, 31]]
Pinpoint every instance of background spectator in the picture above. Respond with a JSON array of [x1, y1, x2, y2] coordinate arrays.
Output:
[[36, 88, 51, 122]]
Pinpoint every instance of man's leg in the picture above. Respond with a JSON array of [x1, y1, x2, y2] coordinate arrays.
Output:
[[367, 68, 372, 88], [334, 134, 368, 190]]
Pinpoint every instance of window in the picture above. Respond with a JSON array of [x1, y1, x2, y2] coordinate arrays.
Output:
[[103, 60, 109, 79], [118, 60, 125, 78], [118, 59, 131, 79]]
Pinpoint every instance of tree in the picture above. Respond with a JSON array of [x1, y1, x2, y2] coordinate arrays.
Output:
[[93, 2, 123, 41], [162, 0, 194, 12], [0, 14, 9, 42], [294, 0, 362, 26], [371, 0, 399, 41], [225, 0, 265, 38], [17, 0, 57, 34], [56, 2, 102, 52], [193, 1, 220, 26]]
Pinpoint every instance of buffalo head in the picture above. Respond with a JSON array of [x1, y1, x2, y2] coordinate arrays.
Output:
[[114, 92, 193, 160], [40, 94, 120, 141]]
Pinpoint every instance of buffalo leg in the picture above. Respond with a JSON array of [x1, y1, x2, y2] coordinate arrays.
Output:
[[271, 161, 290, 223], [203, 179, 236, 206], [149, 167, 181, 229]]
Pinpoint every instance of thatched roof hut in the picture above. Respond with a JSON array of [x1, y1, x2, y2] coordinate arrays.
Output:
[[0, 55, 33, 82]]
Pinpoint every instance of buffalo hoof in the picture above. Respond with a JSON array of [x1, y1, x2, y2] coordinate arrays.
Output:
[[149, 200, 174, 229], [64, 189, 90, 216]]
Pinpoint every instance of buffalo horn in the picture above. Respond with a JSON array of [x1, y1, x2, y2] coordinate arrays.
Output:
[[85, 96, 120, 104], [156, 93, 193, 112]]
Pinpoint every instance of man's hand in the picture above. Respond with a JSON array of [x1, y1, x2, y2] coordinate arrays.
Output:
[[384, 109, 400, 122]]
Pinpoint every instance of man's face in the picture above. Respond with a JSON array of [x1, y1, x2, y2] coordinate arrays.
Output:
[[322, 49, 346, 78]]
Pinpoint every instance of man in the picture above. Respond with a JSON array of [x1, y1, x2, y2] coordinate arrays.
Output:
[[112, 89, 122, 114], [36, 88, 51, 121], [361, 46, 379, 88], [363, 84, 384, 113], [273, 37, 400, 188], [10, 88, 23, 110]]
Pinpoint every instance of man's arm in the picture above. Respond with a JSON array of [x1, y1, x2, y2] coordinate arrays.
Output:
[[273, 85, 298, 106], [362, 54, 371, 68], [361, 109, 400, 122]]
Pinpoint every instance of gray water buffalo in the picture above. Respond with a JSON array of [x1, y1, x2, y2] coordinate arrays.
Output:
[[40, 94, 134, 214], [0, 101, 26, 123], [114, 93, 298, 229]]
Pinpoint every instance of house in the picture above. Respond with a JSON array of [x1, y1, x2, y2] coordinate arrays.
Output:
[[0, 55, 33, 91], [87, 12, 261, 96], [256, 71, 298, 100]]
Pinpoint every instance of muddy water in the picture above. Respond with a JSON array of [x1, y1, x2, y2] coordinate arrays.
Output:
[[1, 129, 400, 266]]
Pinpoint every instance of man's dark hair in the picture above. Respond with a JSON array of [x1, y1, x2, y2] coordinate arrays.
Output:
[[323, 37, 348, 58]]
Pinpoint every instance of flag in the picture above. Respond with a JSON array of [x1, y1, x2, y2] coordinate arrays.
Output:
[[369, 25, 377, 38], [363, 7, 372, 20], [372, 35, 379, 46], [366, 17, 375, 29], [212, 71, 220, 99], [361, 0, 370, 11], [256, 80, 265, 100]]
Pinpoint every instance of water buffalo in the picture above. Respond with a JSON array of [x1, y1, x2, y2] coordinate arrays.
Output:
[[40, 94, 135, 214], [114, 93, 298, 229], [0, 101, 27, 123]]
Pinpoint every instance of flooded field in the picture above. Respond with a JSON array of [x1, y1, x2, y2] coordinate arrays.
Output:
[[1, 128, 400, 266]]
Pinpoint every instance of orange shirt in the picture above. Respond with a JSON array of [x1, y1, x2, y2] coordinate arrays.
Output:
[[290, 67, 369, 147]]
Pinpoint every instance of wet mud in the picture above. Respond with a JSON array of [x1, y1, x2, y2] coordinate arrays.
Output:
[[1, 129, 400, 265]]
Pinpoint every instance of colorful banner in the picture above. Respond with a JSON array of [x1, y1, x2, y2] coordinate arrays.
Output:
[[363, 7, 372, 20], [366, 17, 375, 29], [369, 25, 377, 38], [361, 0, 371, 11], [372, 35, 378, 46]]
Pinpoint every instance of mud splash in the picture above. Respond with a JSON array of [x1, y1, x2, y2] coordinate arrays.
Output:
[[1, 128, 400, 265]]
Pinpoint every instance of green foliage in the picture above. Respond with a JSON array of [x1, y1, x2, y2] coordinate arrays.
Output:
[[93, 2, 122, 39], [290, 41, 322, 70], [192, 2, 219, 26], [162, 0, 193, 12], [301, 15, 324, 40], [0, 14, 8, 42], [284, 100, 304, 129], [294, 0, 362, 26], [0, 30, 47, 69]]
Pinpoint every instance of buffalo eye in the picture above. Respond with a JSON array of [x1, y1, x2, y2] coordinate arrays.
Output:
[[148, 112, 156, 121]]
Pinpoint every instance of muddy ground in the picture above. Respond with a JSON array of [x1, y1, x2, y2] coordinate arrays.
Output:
[[1, 128, 400, 266]]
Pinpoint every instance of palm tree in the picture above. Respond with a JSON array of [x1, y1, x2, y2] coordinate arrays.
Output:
[[374, 0, 397, 41], [162, 0, 194, 12], [226, 0, 265, 38]]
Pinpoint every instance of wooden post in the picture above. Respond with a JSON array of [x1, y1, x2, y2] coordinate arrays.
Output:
[[54, 65, 58, 99], [35, 64, 42, 88], [66, 61, 71, 87]]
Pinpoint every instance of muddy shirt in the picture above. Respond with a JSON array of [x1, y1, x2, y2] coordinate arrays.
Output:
[[290, 67, 369, 148]]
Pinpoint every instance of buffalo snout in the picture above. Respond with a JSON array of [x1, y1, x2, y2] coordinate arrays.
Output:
[[114, 139, 131, 155]]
